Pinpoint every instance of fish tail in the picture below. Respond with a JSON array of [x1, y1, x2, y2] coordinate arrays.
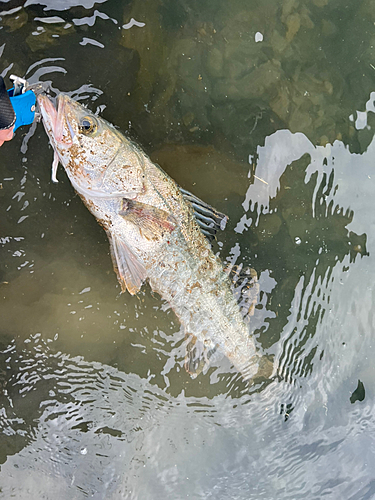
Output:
[[237, 354, 274, 382], [238, 362, 259, 381]]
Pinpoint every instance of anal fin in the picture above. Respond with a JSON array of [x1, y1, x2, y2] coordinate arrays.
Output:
[[107, 231, 147, 295], [184, 333, 219, 378]]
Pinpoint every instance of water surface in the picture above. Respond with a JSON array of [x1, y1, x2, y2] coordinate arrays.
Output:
[[1, 0, 375, 498]]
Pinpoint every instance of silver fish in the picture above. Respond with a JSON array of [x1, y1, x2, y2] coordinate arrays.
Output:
[[37, 93, 271, 381]]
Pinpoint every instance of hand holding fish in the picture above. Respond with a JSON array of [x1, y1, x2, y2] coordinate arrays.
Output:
[[0, 74, 47, 146]]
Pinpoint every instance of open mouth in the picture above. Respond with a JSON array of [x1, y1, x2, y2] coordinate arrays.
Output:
[[37, 94, 73, 146]]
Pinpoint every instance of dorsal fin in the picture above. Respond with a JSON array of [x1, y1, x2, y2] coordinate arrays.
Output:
[[179, 187, 228, 242], [224, 263, 259, 321]]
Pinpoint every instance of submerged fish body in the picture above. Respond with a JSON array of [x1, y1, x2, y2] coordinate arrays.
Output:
[[38, 93, 267, 381]]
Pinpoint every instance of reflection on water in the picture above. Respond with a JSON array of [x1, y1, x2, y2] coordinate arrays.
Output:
[[1, 0, 375, 498]]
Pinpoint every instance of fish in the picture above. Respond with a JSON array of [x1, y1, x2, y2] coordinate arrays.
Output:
[[37, 93, 272, 381]]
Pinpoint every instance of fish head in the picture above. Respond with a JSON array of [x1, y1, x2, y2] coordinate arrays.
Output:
[[37, 93, 145, 199]]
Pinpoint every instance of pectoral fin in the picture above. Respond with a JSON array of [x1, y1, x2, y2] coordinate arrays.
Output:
[[106, 231, 147, 295], [119, 199, 176, 241]]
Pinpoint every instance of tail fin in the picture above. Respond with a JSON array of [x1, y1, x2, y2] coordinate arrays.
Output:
[[237, 354, 274, 382]]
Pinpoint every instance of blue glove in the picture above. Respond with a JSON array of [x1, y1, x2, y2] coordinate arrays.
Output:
[[8, 88, 36, 132]]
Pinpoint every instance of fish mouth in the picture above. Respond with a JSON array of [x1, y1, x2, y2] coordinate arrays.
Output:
[[37, 93, 74, 146]]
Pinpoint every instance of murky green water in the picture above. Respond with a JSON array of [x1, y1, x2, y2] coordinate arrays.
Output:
[[1, 0, 375, 498]]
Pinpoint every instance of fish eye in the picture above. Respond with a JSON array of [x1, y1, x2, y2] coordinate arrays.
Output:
[[79, 116, 98, 136]]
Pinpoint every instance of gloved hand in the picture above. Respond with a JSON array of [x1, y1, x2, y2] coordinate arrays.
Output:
[[0, 75, 37, 146], [0, 76, 16, 146]]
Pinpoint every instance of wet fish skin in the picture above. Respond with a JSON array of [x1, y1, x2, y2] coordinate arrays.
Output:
[[37, 93, 264, 381]]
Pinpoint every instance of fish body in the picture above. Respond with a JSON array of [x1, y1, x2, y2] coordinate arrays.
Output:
[[37, 93, 265, 380]]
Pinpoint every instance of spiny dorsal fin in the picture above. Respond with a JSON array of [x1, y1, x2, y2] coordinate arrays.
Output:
[[225, 263, 259, 321], [179, 187, 228, 242]]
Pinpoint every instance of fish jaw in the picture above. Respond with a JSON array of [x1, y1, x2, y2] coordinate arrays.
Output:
[[38, 94, 64, 182], [37, 94, 57, 135], [37, 94, 74, 146], [55, 94, 73, 145]]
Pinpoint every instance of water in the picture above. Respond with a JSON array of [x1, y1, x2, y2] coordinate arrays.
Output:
[[1, 0, 375, 498]]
